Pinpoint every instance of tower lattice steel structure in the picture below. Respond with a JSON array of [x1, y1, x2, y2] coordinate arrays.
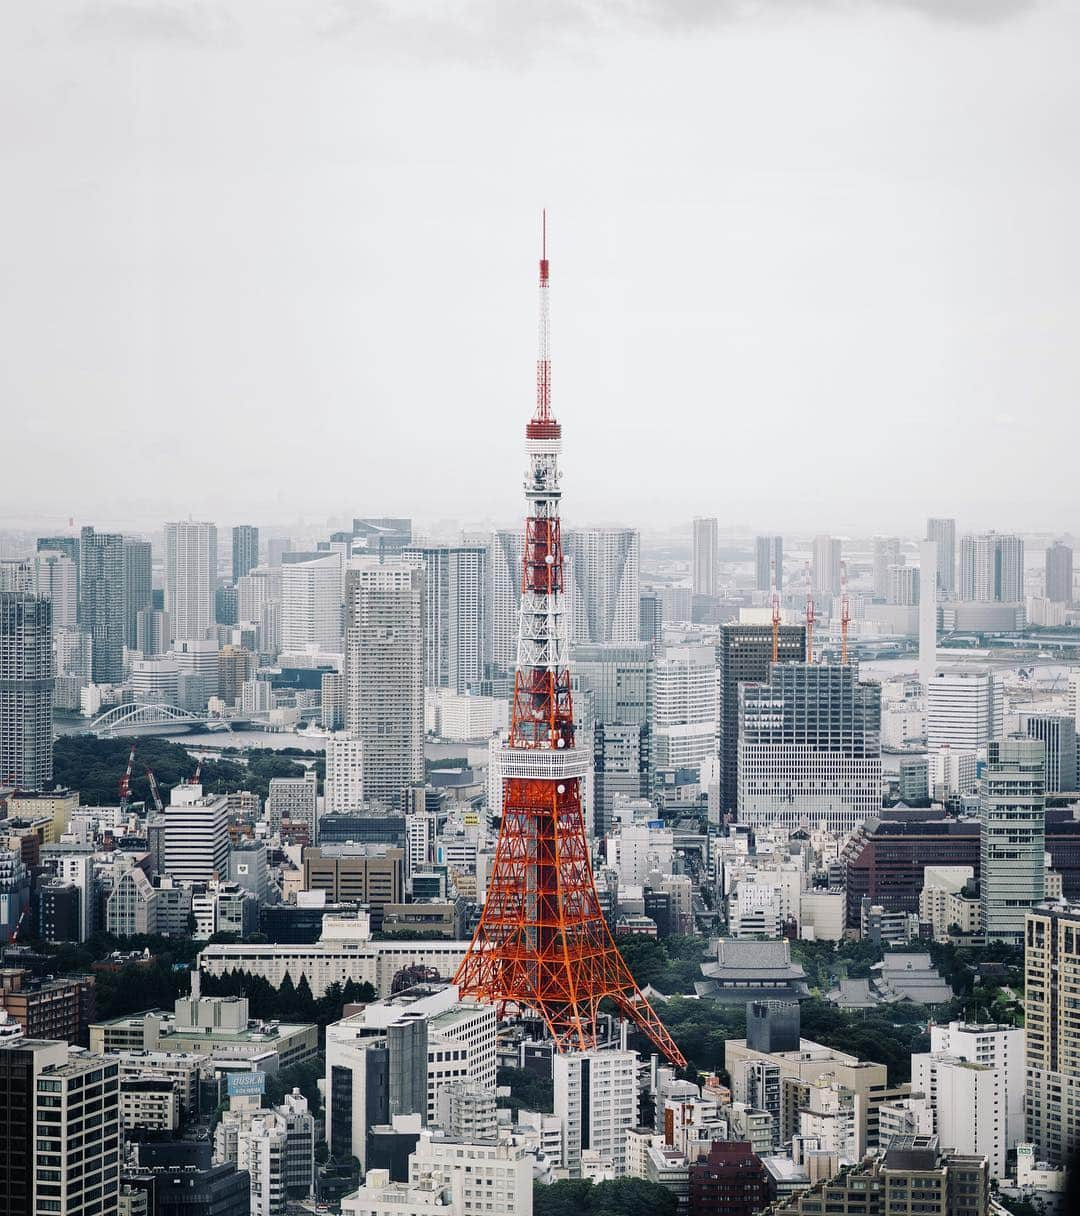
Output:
[[453, 218, 685, 1064]]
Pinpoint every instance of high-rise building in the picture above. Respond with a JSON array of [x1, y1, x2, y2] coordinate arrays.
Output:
[[754, 535, 783, 594], [553, 1049, 639, 1178], [31, 550, 78, 631], [959, 532, 1024, 602], [1020, 713, 1077, 793], [0, 592, 54, 791], [34, 1052, 121, 1216], [572, 642, 654, 724], [1024, 901, 1080, 1166], [652, 644, 718, 781], [926, 669, 1002, 753], [165, 521, 218, 642], [123, 538, 153, 650], [873, 537, 903, 600], [0, 1037, 69, 1216], [218, 645, 255, 709], [325, 733, 365, 814], [164, 783, 230, 884], [401, 546, 487, 693], [232, 525, 260, 582], [281, 553, 343, 652], [592, 723, 651, 836], [926, 518, 957, 598], [980, 736, 1045, 944], [267, 771, 319, 838], [1045, 541, 1073, 605], [565, 528, 640, 644], [889, 565, 920, 606], [135, 608, 170, 657], [811, 535, 842, 597], [79, 526, 125, 683], [739, 662, 882, 835], [717, 623, 806, 813], [344, 559, 425, 812], [489, 529, 521, 673], [639, 591, 662, 644], [173, 637, 220, 704], [692, 518, 719, 598], [36, 535, 80, 606]]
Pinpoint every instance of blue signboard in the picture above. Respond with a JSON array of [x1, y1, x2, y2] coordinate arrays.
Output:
[[226, 1072, 266, 1098]]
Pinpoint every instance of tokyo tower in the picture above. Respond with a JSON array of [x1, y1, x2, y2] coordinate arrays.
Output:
[[453, 217, 685, 1065]]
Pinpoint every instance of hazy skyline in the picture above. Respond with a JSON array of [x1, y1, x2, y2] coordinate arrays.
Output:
[[2, 1, 1078, 536]]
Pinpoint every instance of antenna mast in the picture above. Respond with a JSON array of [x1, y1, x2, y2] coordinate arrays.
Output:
[[805, 560, 815, 664]]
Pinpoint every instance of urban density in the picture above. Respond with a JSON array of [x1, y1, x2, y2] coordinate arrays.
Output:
[[3, 7, 1079, 1216]]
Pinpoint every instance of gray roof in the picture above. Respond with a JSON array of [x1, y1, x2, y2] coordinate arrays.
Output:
[[826, 978, 878, 1009]]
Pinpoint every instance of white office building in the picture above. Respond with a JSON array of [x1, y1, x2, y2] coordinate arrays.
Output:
[[553, 1049, 639, 1178], [165, 520, 217, 641], [164, 783, 230, 884], [652, 644, 717, 776], [172, 637, 220, 701], [911, 1052, 1006, 1178], [132, 657, 180, 706], [33, 549, 79, 630], [325, 734, 365, 814], [281, 553, 343, 652], [930, 1021, 1025, 1150], [926, 668, 1002, 753], [410, 1133, 532, 1216], [928, 746, 979, 800]]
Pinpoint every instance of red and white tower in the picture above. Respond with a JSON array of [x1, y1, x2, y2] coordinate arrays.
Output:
[[453, 217, 684, 1064]]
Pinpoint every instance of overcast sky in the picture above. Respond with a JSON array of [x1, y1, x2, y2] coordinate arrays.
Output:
[[2, 1, 1078, 538]]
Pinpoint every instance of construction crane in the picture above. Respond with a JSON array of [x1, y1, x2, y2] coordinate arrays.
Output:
[[805, 560, 815, 664], [840, 560, 851, 665], [118, 743, 137, 811], [145, 768, 164, 815], [8, 905, 29, 944], [191, 759, 203, 785], [771, 557, 781, 664]]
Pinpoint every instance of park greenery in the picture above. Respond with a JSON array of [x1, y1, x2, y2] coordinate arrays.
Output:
[[51, 734, 314, 806]]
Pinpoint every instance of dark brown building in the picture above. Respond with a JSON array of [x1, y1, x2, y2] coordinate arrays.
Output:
[[689, 1140, 768, 1216], [842, 806, 1080, 929], [0, 968, 96, 1046]]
